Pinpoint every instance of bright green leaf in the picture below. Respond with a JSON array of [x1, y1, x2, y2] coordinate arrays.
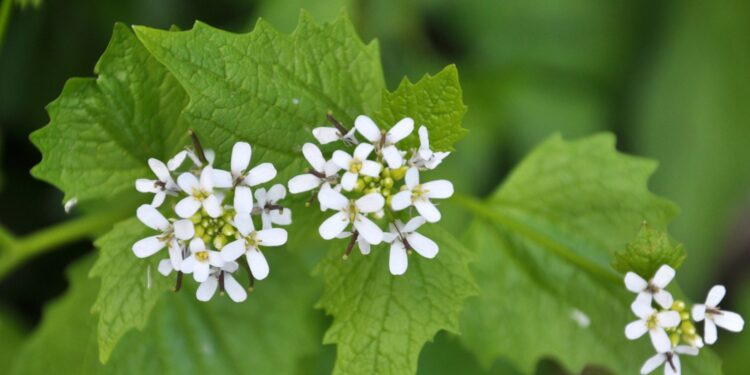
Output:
[[315, 226, 477, 375], [0, 307, 25, 373], [612, 221, 686, 278], [457, 134, 722, 374]]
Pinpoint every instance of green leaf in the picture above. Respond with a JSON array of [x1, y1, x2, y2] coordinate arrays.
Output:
[[612, 221, 686, 278], [89, 218, 171, 363], [375, 65, 467, 151], [0, 308, 25, 373], [457, 134, 722, 374], [13, 251, 320, 375], [315, 226, 477, 374], [30, 23, 188, 204], [132, 12, 385, 182]]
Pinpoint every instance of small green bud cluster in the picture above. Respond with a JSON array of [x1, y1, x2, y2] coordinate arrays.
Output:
[[191, 208, 237, 251]]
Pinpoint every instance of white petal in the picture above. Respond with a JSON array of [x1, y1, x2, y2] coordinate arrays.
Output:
[[704, 318, 717, 344], [136, 179, 159, 193], [381, 145, 403, 169], [223, 274, 247, 302], [167, 150, 188, 170], [324, 160, 341, 176], [652, 265, 676, 288], [192, 262, 210, 282], [353, 215, 383, 245], [212, 168, 233, 188], [254, 187, 268, 207], [158, 259, 173, 276], [358, 237, 371, 255], [233, 214, 255, 237], [267, 184, 286, 202], [386, 117, 414, 143], [407, 232, 438, 259], [234, 186, 254, 214], [247, 249, 269, 280], [221, 239, 247, 262], [341, 172, 358, 191], [168, 240, 183, 270], [692, 304, 706, 322], [354, 115, 381, 143], [189, 237, 206, 252], [356, 193, 384, 213], [640, 353, 666, 374], [625, 272, 648, 293], [383, 231, 398, 243], [245, 163, 277, 186], [418, 125, 431, 149], [360, 160, 382, 177], [208, 251, 224, 267], [180, 255, 196, 273], [414, 200, 441, 223], [649, 328, 672, 353], [151, 192, 166, 207], [665, 354, 680, 375], [625, 320, 648, 340], [288, 174, 322, 193], [270, 209, 292, 225], [405, 167, 420, 189], [389, 241, 408, 275], [202, 194, 223, 218], [177, 172, 200, 194], [148, 158, 170, 182], [654, 290, 674, 309], [631, 298, 655, 319], [674, 345, 699, 356], [658, 311, 681, 328], [196, 276, 218, 302], [257, 228, 288, 247], [402, 216, 426, 233], [318, 187, 348, 210], [302, 143, 326, 172], [391, 191, 412, 211], [132, 236, 165, 258], [319, 211, 349, 240], [423, 180, 454, 199], [136, 204, 169, 231], [633, 292, 654, 311], [331, 151, 353, 170], [222, 261, 239, 273], [200, 166, 214, 192], [173, 219, 195, 240], [312, 127, 342, 144], [713, 310, 744, 332], [231, 142, 252, 176], [353, 143, 375, 161], [204, 149, 215, 165], [175, 196, 201, 218], [706, 285, 726, 307]]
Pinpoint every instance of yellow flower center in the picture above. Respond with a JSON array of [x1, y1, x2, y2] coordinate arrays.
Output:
[[349, 159, 363, 173], [195, 251, 209, 263], [646, 314, 659, 330]]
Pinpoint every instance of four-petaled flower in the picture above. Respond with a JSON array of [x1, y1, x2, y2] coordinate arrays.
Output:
[[626, 301, 681, 353], [692, 285, 745, 344], [354, 115, 414, 168], [640, 345, 698, 375], [317, 187, 384, 245], [132, 204, 194, 269], [391, 167, 454, 222], [288, 143, 340, 194], [255, 184, 292, 229], [135, 158, 178, 207], [181, 238, 223, 283], [196, 261, 247, 303], [331, 143, 382, 191], [220, 215, 288, 280], [384, 217, 438, 275], [175, 166, 223, 218], [625, 265, 676, 309], [411, 125, 449, 170]]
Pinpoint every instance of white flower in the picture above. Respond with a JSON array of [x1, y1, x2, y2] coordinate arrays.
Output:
[[288, 143, 340, 194], [391, 167, 454, 223], [317, 187, 384, 245], [175, 166, 224, 218], [624, 265, 676, 309], [180, 238, 223, 283], [167, 148, 215, 170], [132, 204, 194, 269], [354, 115, 414, 168], [640, 346, 698, 375], [625, 301, 681, 353], [135, 158, 178, 207], [212, 142, 277, 189], [384, 217, 438, 275], [158, 258, 175, 276], [220, 216, 287, 281], [196, 261, 247, 303], [410, 125, 450, 170], [313, 126, 357, 145], [255, 184, 292, 229], [692, 285, 744, 344], [331, 143, 382, 191], [336, 231, 373, 256]]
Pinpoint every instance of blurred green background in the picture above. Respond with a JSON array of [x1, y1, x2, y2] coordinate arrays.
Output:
[[1, 0, 749, 373]]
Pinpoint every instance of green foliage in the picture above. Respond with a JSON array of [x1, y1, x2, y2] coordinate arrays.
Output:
[[457, 134, 721, 374], [0, 308, 24, 373], [316, 226, 477, 374], [13, 251, 320, 375], [612, 222, 686, 278]]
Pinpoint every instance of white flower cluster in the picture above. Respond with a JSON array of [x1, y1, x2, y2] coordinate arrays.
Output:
[[133, 134, 290, 302], [623, 265, 744, 374], [288, 114, 453, 275]]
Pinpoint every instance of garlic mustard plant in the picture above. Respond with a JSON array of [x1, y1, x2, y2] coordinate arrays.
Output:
[[288, 113, 453, 275], [132, 131, 290, 301]]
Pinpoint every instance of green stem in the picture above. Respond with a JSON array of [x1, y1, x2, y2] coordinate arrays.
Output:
[[0, 211, 126, 279], [0, 0, 12, 51], [451, 193, 622, 285]]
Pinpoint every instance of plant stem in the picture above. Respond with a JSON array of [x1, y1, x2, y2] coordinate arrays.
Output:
[[451, 193, 622, 285], [0, 211, 126, 279], [0, 0, 12, 51]]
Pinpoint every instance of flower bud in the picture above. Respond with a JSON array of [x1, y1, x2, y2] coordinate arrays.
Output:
[[669, 332, 680, 347], [672, 300, 686, 312], [391, 166, 407, 180]]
